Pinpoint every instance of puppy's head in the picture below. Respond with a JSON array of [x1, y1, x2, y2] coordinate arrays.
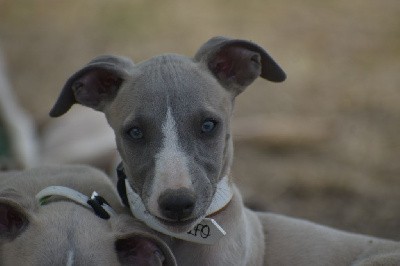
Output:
[[0, 193, 176, 265], [50, 36, 285, 231]]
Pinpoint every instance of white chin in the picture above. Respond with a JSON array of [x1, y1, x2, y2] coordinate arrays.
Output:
[[154, 216, 201, 233]]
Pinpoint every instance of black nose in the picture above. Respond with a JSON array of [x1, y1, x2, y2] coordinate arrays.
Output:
[[158, 189, 196, 221]]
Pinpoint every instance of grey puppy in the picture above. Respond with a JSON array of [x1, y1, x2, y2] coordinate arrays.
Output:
[[50, 36, 400, 265], [0, 165, 176, 266]]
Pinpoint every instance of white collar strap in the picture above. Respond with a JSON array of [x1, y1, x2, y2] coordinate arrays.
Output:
[[125, 175, 233, 245], [205, 175, 233, 216], [35, 186, 116, 219]]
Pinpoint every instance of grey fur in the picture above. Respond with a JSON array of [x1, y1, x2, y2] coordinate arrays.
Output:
[[51, 36, 400, 265], [0, 165, 176, 266]]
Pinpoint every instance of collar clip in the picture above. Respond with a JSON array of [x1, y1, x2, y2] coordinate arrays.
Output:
[[36, 186, 115, 220]]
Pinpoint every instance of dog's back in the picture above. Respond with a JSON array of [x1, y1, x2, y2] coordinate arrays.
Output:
[[258, 212, 400, 265]]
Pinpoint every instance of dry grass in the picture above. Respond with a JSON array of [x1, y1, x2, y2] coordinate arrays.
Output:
[[1, 0, 399, 239]]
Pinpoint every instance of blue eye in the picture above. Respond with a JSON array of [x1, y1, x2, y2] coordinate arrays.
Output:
[[201, 119, 217, 133], [128, 126, 144, 139]]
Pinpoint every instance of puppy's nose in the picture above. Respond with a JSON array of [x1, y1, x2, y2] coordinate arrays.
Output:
[[158, 189, 195, 221]]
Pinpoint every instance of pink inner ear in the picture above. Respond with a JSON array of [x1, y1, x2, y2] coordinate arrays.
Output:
[[116, 236, 165, 265], [0, 203, 25, 235], [210, 46, 262, 89], [73, 69, 122, 110], [214, 56, 234, 78]]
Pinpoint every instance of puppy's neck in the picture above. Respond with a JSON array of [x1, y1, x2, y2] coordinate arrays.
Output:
[[117, 164, 234, 245]]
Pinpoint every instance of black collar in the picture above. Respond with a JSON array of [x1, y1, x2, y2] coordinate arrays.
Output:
[[116, 162, 130, 207]]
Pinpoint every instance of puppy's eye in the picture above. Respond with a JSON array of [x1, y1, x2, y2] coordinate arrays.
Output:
[[201, 119, 217, 133], [128, 126, 144, 139]]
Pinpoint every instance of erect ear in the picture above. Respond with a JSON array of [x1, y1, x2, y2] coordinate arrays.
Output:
[[49, 55, 134, 117], [115, 233, 176, 266], [194, 36, 286, 95], [0, 199, 29, 240]]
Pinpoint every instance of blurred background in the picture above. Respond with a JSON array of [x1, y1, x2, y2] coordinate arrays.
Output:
[[0, 0, 399, 239]]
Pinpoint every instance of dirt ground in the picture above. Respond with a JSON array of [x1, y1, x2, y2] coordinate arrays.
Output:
[[0, 0, 399, 240]]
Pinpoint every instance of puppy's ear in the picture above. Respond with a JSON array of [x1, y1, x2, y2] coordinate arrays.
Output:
[[115, 233, 176, 266], [0, 199, 29, 240], [194, 36, 286, 95], [49, 55, 134, 117]]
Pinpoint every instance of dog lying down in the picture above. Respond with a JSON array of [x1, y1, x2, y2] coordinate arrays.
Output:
[[50, 36, 400, 265], [0, 165, 176, 266]]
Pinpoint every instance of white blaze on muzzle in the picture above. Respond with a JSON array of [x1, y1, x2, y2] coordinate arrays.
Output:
[[125, 175, 233, 245]]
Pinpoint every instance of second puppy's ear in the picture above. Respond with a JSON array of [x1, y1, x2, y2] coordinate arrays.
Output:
[[0, 199, 30, 241], [49, 55, 134, 117], [115, 233, 177, 266], [194, 36, 286, 95]]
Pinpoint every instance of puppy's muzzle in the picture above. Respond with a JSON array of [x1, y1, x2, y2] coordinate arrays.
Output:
[[158, 188, 196, 221]]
